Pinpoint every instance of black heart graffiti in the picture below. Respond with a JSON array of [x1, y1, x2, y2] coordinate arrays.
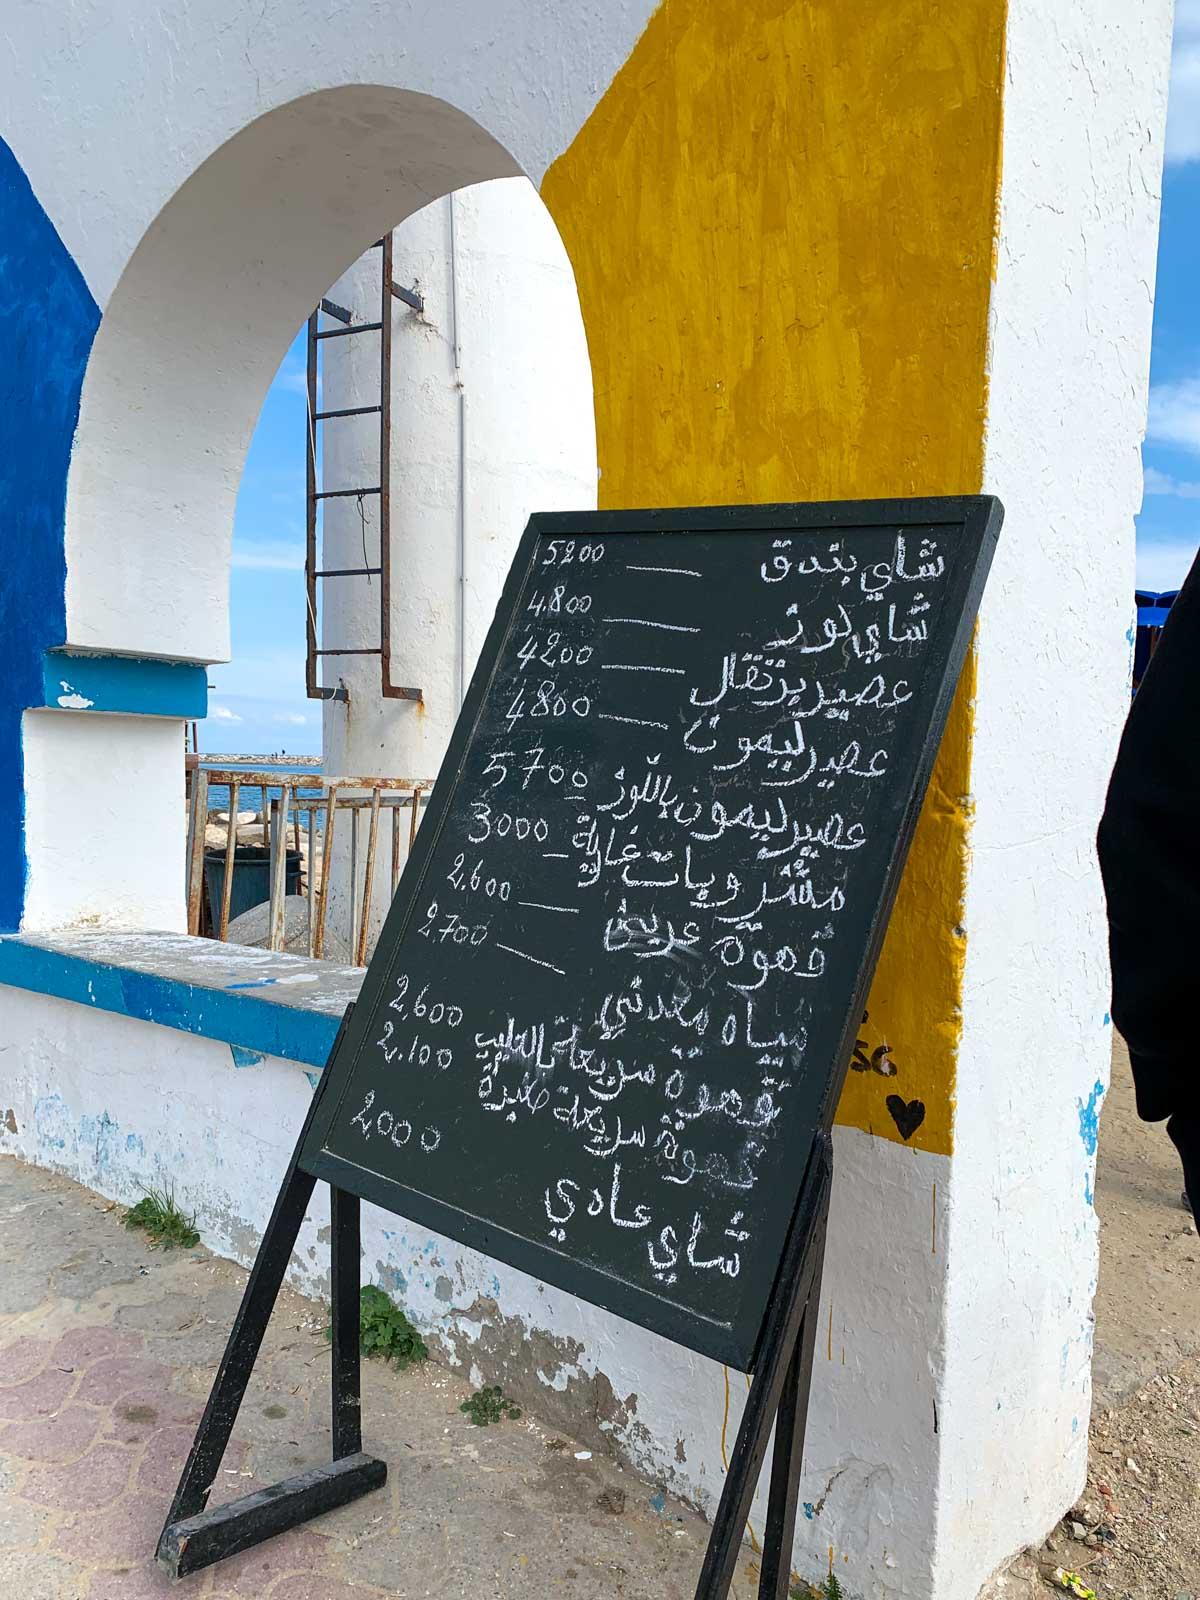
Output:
[[886, 1095, 926, 1142]]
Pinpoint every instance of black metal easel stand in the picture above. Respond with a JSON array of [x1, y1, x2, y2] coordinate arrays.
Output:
[[157, 1006, 832, 1600], [155, 1008, 386, 1578]]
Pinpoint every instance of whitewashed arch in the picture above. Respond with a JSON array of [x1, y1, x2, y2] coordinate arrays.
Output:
[[63, 86, 522, 663]]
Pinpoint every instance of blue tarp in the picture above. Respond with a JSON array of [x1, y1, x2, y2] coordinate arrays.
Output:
[[1136, 589, 1178, 631], [1134, 589, 1180, 687]]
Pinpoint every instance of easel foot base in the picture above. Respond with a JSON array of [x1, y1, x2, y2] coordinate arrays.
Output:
[[156, 1452, 387, 1578]]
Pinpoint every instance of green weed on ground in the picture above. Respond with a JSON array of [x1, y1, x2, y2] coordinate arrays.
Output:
[[123, 1188, 200, 1250], [327, 1285, 429, 1370], [791, 1579, 845, 1600], [460, 1384, 523, 1426]]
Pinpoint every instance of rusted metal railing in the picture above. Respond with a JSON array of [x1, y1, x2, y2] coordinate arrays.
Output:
[[185, 767, 431, 963]]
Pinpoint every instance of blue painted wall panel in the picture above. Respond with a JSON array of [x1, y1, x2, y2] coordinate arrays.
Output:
[[0, 937, 340, 1068], [0, 138, 100, 929], [41, 651, 209, 719]]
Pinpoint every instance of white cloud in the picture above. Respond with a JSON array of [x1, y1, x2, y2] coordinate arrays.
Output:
[[274, 712, 308, 726], [1147, 378, 1200, 455], [276, 365, 310, 396], [1137, 536, 1200, 591], [208, 704, 242, 723], [231, 540, 304, 571], [1144, 464, 1200, 498], [1167, 1, 1200, 164]]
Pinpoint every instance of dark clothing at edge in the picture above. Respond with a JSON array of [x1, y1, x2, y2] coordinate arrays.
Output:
[[1098, 550, 1200, 1219]]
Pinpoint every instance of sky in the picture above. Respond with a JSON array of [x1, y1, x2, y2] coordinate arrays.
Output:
[[205, 9, 1200, 755], [1137, 0, 1200, 592], [201, 330, 315, 755]]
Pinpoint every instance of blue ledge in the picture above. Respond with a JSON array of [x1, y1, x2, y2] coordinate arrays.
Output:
[[40, 651, 208, 719], [0, 931, 365, 1068]]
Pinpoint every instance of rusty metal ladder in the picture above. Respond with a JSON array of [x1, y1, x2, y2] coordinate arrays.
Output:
[[305, 234, 424, 705]]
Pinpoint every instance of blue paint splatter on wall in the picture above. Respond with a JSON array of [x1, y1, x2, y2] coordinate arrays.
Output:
[[1077, 1080, 1105, 1157], [33, 1091, 70, 1150], [377, 1265, 408, 1298], [0, 139, 100, 930], [230, 1044, 265, 1069], [802, 1502, 815, 1520]]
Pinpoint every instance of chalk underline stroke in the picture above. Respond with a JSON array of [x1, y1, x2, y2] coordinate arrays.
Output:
[[598, 712, 670, 731], [495, 942, 567, 976], [600, 663, 686, 675], [602, 616, 700, 633], [625, 564, 703, 578]]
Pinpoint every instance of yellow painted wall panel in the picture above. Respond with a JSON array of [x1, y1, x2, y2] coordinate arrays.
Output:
[[543, 0, 1005, 1154]]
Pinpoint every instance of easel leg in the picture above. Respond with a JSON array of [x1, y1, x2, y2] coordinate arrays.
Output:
[[157, 1006, 386, 1579], [693, 1134, 833, 1600], [330, 1186, 362, 1459], [756, 1271, 823, 1598], [159, 1162, 318, 1529]]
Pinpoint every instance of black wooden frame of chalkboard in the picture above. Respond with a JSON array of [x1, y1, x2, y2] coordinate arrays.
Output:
[[157, 497, 1002, 1598]]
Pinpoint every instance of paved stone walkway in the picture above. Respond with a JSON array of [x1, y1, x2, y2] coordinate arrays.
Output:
[[0, 1156, 760, 1600]]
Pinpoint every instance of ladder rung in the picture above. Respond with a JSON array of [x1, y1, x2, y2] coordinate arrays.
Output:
[[314, 405, 382, 421], [314, 567, 382, 578], [315, 322, 383, 340], [319, 297, 352, 325], [391, 282, 424, 313], [314, 487, 381, 500], [316, 649, 383, 657]]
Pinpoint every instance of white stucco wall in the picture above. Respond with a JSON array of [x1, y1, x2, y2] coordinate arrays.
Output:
[[933, 0, 1175, 1591], [20, 712, 186, 934]]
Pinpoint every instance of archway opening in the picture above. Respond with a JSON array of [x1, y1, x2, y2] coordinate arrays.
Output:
[[61, 88, 597, 955]]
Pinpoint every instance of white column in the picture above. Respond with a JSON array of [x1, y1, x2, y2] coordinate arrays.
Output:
[[316, 176, 596, 959], [929, 0, 1174, 1590]]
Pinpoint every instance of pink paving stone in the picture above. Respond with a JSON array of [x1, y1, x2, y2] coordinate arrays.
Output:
[[0, 1403, 102, 1462], [76, 1355, 172, 1407], [0, 1336, 52, 1386], [103, 1389, 204, 1446], [0, 1364, 77, 1420], [20, 1439, 136, 1510], [53, 1326, 142, 1369], [87, 1562, 208, 1600], [221, 1529, 333, 1598], [265, 1572, 384, 1600], [54, 1486, 172, 1566], [136, 1424, 208, 1492]]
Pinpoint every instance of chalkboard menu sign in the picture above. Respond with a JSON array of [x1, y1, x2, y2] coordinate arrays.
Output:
[[160, 499, 1000, 1588], [303, 499, 1000, 1370]]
